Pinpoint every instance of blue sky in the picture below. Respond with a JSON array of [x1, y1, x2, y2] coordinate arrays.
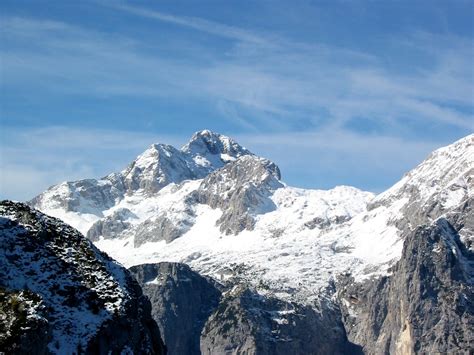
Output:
[[1, 0, 473, 200]]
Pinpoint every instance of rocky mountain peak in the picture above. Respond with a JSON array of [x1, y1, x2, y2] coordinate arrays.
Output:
[[181, 130, 252, 170], [121, 143, 192, 194], [27, 130, 267, 234], [120, 131, 253, 195], [365, 134, 473, 240]]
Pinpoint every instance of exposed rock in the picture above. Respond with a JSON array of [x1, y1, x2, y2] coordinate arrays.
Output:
[[122, 143, 197, 195], [337, 199, 474, 354], [133, 208, 195, 246], [130, 262, 221, 355], [304, 215, 351, 230], [182, 130, 252, 176], [0, 200, 165, 354], [196, 155, 283, 234], [201, 285, 361, 355], [87, 208, 135, 241], [130, 261, 361, 355], [29, 177, 124, 215], [86, 277, 165, 354]]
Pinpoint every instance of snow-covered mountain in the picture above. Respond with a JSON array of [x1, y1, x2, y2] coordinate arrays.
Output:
[[23, 131, 474, 354], [30, 130, 252, 231], [29, 132, 473, 306]]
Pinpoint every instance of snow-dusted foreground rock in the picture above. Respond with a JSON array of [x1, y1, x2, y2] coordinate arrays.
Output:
[[28, 131, 474, 354], [0, 201, 165, 354]]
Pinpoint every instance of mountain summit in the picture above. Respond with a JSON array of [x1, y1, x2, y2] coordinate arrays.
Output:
[[182, 130, 251, 170], [30, 130, 371, 242], [30, 130, 252, 216]]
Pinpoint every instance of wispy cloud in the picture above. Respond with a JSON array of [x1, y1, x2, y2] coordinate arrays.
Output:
[[2, 13, 472, 133], [1, 4, 472, 200], [113, 4, 269, 45]]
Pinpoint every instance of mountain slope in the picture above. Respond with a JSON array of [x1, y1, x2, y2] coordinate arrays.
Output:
[[130, 262, 361, 355], [0, 201, 165, 354]]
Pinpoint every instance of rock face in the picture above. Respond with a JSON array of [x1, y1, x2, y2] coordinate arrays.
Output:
[[86, 208, 136, 241], [195, 155, 283, 234], [337, 199, 474, 354], [130, 262, 360, 355], [0, 288, 49, 355], [129, 263, 221, 355], [0, 201, 165, 354], [200, 286, 361, 355], [182, 130, 252, 176]]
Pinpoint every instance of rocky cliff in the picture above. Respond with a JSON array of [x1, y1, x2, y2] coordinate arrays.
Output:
[[337, 198, 474, 354], [131, 262, 363, 355], [129, 262, 220, 355]]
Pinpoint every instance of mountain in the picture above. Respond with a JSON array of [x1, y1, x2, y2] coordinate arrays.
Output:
[[28, 131, 474, 354], [30, 130, 252, 233], [0, 201, 165, 354]]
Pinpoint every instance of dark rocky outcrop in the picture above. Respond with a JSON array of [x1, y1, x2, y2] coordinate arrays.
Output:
[[85, 277, 165, 354], [0, 288, 50, 355], [200, 286, 361, 355], [130, 262, 361, 355], [130, 262, 221, 355], [337, 199, 474, 354], [0, 200, 165, 354]]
